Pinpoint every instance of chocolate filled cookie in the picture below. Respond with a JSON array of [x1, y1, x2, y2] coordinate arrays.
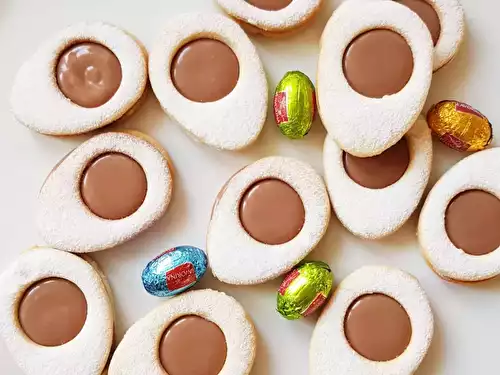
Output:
[[207, 156, 330, 285], [419, 148, 500, 282], [10, 22, 147, 135], [323, 116, 433, 239], [310, 266, 433, 375], [216, 0, 322, 36], [394, 0, 465, 71], [109, 289, 256, 375], [149, 13, 268, 151], [38, 131, 173, 253], [0, 248, 114, 375], [317, 1, 433, 157]]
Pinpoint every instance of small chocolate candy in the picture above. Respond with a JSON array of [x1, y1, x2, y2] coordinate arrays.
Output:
[[277, 261, 333, 320], [142, 246, 207, 297], [427, 100, 492, 152], [273, 71, 316, 139]]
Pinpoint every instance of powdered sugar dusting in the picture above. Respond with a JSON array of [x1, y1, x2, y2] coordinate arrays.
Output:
[[10, 22, 147, 135], [109, 289, 256, 375], [216, 0, 321, 32], [310, 266, 434, 375], [149, 13, 267, 151], [208, 156, 331, 285], [317, 1, 433, 157]]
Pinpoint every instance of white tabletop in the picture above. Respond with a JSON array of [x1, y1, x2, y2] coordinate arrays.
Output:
[[0, 0, 498, 374]]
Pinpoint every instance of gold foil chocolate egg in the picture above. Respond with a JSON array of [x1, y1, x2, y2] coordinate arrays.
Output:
[[427, 100, 492, 152]]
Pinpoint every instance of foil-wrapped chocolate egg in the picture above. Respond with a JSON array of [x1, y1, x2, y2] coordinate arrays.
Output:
[[273, 71, 316, 139], [142, 246, 207, 297], [277, 261, 333, 320], [427, 100, 492, 152]]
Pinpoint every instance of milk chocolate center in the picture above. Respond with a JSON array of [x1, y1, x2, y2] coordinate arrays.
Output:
[[159, 315, 227, 375], [246, 0, 293, 11], [343, 29, 414, 98], [344, 293, 412, 362], [445, 190, 500, 256], [18, 278, 87, 347], [240, 179, 305, 245], [171, 38, 239, 103], [56, 42, 122, 108], [80, 152, 147, 220], [343, 138, 410, 189], [396, 0, 441, 45]]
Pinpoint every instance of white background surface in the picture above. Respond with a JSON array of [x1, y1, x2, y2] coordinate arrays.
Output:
[[0, 0, 498, 374]]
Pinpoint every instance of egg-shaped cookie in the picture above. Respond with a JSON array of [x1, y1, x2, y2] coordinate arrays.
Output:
[[323, 116, 433, 239], [38, 131, 173, 253], [419, 148, 500, 282], [317, 0, 433, 157], [11, 22, 147, 136], [393, 0, 465, 71], [108, 289, 255, 375], [149, 13, 267, 151], [310, 266, 434, 375], [0, 248, 114, 375], [216, 0, 322, 35], [207, 156, 331, 285]]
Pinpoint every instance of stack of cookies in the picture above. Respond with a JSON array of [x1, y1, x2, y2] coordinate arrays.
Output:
[[314, 1, 465, 374]]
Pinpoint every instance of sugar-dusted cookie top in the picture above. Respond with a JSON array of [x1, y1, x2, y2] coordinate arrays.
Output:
[[149, 13, 267, 151], [0, 248, 114, 375], [208, 156, 330, 285], [394, 0, 465, 71], [109, 289, 256, 375], [317, 1, 433, 157], [38, 131, 173, 253], [323, 116, 433, 239], [310, 266, 434, 375], [216, 0, 322, 35], [419, 148, 500, 282], [11, 22, 147, 135]]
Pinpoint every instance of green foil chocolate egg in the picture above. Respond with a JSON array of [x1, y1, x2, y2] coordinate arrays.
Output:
[[273, 71, 316, 139], [277, 261, 333, 320]]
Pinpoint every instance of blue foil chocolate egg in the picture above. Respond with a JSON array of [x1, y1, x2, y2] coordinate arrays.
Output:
[[142, 246, 207, 297]]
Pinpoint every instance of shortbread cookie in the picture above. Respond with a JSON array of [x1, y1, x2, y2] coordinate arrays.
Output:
[[394, 0, 465, 71], [10, 22, 147, 135], [317, 0, 433, 157], [310, 266, 433, 375], [207, 156, 331, 285], [149, 13, 267, 150], [419, 148, 500, 282], [81, 255, 115, 311], [0, 248, 114, 375], [108, 289, 256, 375], [38, 131, 173, 253], [323, 116, 433, 239], [216, 0, 322, 35]]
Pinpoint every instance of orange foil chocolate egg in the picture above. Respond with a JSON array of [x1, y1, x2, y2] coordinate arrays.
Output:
[[427, 100, 492, 152]]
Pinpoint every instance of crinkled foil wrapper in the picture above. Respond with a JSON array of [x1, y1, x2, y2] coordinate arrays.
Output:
[[427, 100, 492, 152], [142, 246, 207, 297], [273, 71, 316, 139], [277, 261, 333, 320]]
